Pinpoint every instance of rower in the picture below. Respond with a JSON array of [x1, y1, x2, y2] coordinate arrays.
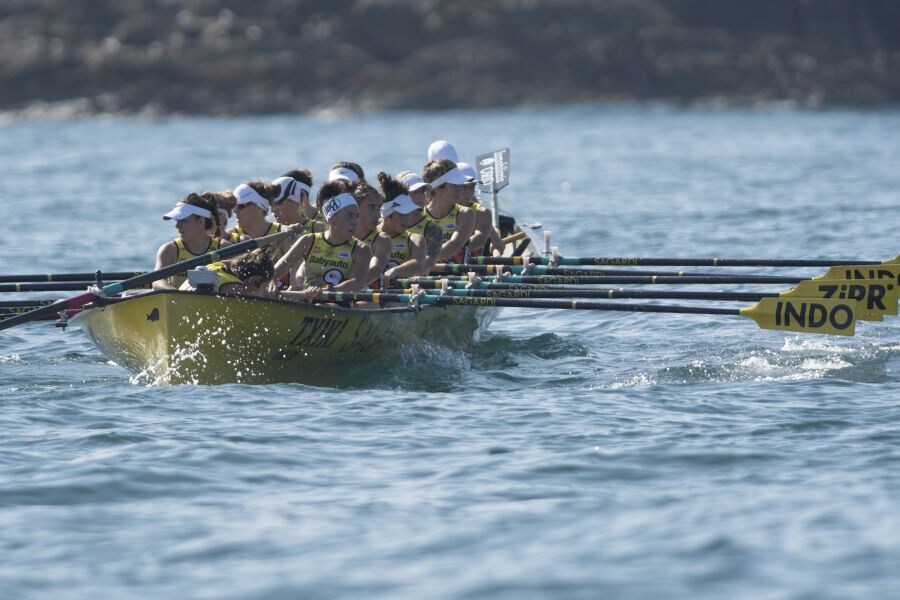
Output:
[[421, 159, 476, 263], [271, 172, 312, 229], [328, 161, 365, 183], [272, 181, 373, 303], [226, 180, 282, 243], [180, 248, 275, 297], [398, 170, 442, 274], [153, 193, 229, 291], [377, 172, 427, 281], [456, 161, 505, 256], [351, 180, 391, 286]]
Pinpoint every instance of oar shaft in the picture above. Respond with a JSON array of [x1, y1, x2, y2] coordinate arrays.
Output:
[[0, 229, 295, 332], [0, 272, 143, 283], [380, 287, 772, 302], [0, 282, 112, 292], [321, 291, 741, 316], [0, 299, 58, 308], [466, 256, 884, 267], [433, 264, 701, 277], [399, 274, 805, 285]]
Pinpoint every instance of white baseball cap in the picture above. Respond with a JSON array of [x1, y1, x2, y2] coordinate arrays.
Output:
[[427, 140, 458, 163]]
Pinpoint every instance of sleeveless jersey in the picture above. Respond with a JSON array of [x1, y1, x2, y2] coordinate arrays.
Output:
[[359, 227, 381, 246], [227, 221, 282, 243], [170, 237, 221, 289], [386, 231, 412, 270], [302, 233, 359, 287], [424, 204, 462, 243]]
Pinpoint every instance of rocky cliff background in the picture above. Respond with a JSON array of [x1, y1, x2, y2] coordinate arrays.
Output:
[[2, 0, 899, 115]]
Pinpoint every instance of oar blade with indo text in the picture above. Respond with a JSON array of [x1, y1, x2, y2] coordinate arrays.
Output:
[[739, 297, 857, 336]]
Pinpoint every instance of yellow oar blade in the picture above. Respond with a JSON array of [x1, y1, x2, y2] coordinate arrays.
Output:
[[740, 297, 857, 336], [780, 279, 897, 321], [816, 264, 900, 286], [883, 254, 899, 264]]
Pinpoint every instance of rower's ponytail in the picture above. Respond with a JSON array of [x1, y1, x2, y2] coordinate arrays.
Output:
[[377, 171, 408, 203], [245, 179, 281, 202]]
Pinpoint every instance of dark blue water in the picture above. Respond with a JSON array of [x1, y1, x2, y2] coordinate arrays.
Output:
[[1, 105, 899, 599]]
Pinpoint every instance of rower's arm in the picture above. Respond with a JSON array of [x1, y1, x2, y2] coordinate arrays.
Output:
[[152, 242, 178, 291], [335, 244, 374, 292], [364, 234, 391, 285], [422, 222, 443, 274], [438, 206, 476, 261], [384, 234, 427, 280], [273, 234, 313, 281], [468, 207, 492, 253]]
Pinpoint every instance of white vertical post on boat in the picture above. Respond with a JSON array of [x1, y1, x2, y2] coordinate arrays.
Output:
[[475, 148, 510, 231], [543, 231, 551, 255]]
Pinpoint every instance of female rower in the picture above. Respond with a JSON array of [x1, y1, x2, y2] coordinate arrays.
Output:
[[456, 161, 505, 256], [328, 161, 365, 183], [377, 172, 427, 281], [421, 159, 476, 263], [180, 248, 275, 297], [226, 180, 282, 243], [272, 180, 373, 302], [153, 193, 229, 291], [397, 170, 442, 274], [351, 180, 391, 286], [274, 168, 319, 232]]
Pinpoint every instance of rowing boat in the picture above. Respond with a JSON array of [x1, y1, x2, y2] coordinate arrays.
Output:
[[74, 291, 497, 385], [72, 218, 537, 385]]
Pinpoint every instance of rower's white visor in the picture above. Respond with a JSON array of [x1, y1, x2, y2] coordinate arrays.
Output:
[[456, 161, 477, 183], [233, 184, 270, 212], [428, 167, 468, 188], [380, 194, 420, 218], [163, 203, 212, 221], [398, 170, 430, 192]]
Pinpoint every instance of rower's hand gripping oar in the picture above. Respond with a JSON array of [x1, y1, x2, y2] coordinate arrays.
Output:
[[0, 229, 295, 332]]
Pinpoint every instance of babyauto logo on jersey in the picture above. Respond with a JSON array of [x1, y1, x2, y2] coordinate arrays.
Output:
[[307, 255, 350, 270]]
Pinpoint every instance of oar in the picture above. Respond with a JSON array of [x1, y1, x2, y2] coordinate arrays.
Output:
[[318, 291, 858, 336], [462, 255, 898, 267], [0, 272, 143, 283], [397, 274, 809, 285], [0, 282, 145, 293], [0, 307, 82, 320], [381, 286, 768, 302], [381, 278, 897, 321], [0, 300, 58, 309], [0, 229, 295, 332], [433, 264, 719, 277]]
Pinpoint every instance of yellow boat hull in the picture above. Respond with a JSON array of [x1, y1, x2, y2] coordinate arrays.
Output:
[[75, 292, 497, 385]]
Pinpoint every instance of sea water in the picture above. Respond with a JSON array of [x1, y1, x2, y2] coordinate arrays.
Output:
[[1, 105, 899, 599]]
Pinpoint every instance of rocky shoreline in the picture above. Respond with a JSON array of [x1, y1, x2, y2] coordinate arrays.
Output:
[[2, 0, 899, 116]]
